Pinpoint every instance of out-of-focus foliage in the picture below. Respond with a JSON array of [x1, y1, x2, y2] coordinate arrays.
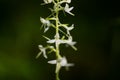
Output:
[[0, 0, 120, 80]]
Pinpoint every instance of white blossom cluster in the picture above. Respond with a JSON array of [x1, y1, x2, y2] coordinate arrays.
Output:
[[37, 0, 77, 74]]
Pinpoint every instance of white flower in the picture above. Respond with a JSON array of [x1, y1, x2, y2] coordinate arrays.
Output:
[[64, 36, 76, 46], [48, 57, 74, 66], [64, 4, 74, 16], [36, 45, 47, 59], [48, 57, 74, 72], [61, 24, 74, 35], [40, 17, 50, 32], [43, 0, 53, 4]]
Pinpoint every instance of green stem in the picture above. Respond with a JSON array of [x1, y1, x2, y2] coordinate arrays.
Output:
[[56, 70, 60, 80], [55, 2, 61, 80], [55, 4, 61, 59]]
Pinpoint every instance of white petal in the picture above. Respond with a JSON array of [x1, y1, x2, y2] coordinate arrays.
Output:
[[68, 42, 76, 46], [67, 24, 74, 30], [48, 0, 53, 3], [38, 45, 43, 48], [48, 60, 57, 64], [67, 7, 74, 12], [65, 9, 74, 16], [43, 50, 47, 58], [46, 20, 50, 26], [40, 17, 46, 24], [66, 0, 71, 3], [60, 57, 67, 66], [65, 63, 74, 67], [47, 39, 56, 43]]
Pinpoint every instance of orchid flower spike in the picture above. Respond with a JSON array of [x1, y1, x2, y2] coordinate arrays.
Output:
[[64, 4, 74, 16], [40, 17, 51, 32], [36, 45, 47, 59], [38, 0, 77, 78]]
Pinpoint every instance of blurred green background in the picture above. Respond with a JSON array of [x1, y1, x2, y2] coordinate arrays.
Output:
[[0, 0, 120, 80]]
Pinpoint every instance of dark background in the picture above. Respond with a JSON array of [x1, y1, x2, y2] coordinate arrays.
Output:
[[0, 0, 120, 80]]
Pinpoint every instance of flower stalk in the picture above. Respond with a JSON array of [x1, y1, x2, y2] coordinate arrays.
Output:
[[37, 0, 77, 80]]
